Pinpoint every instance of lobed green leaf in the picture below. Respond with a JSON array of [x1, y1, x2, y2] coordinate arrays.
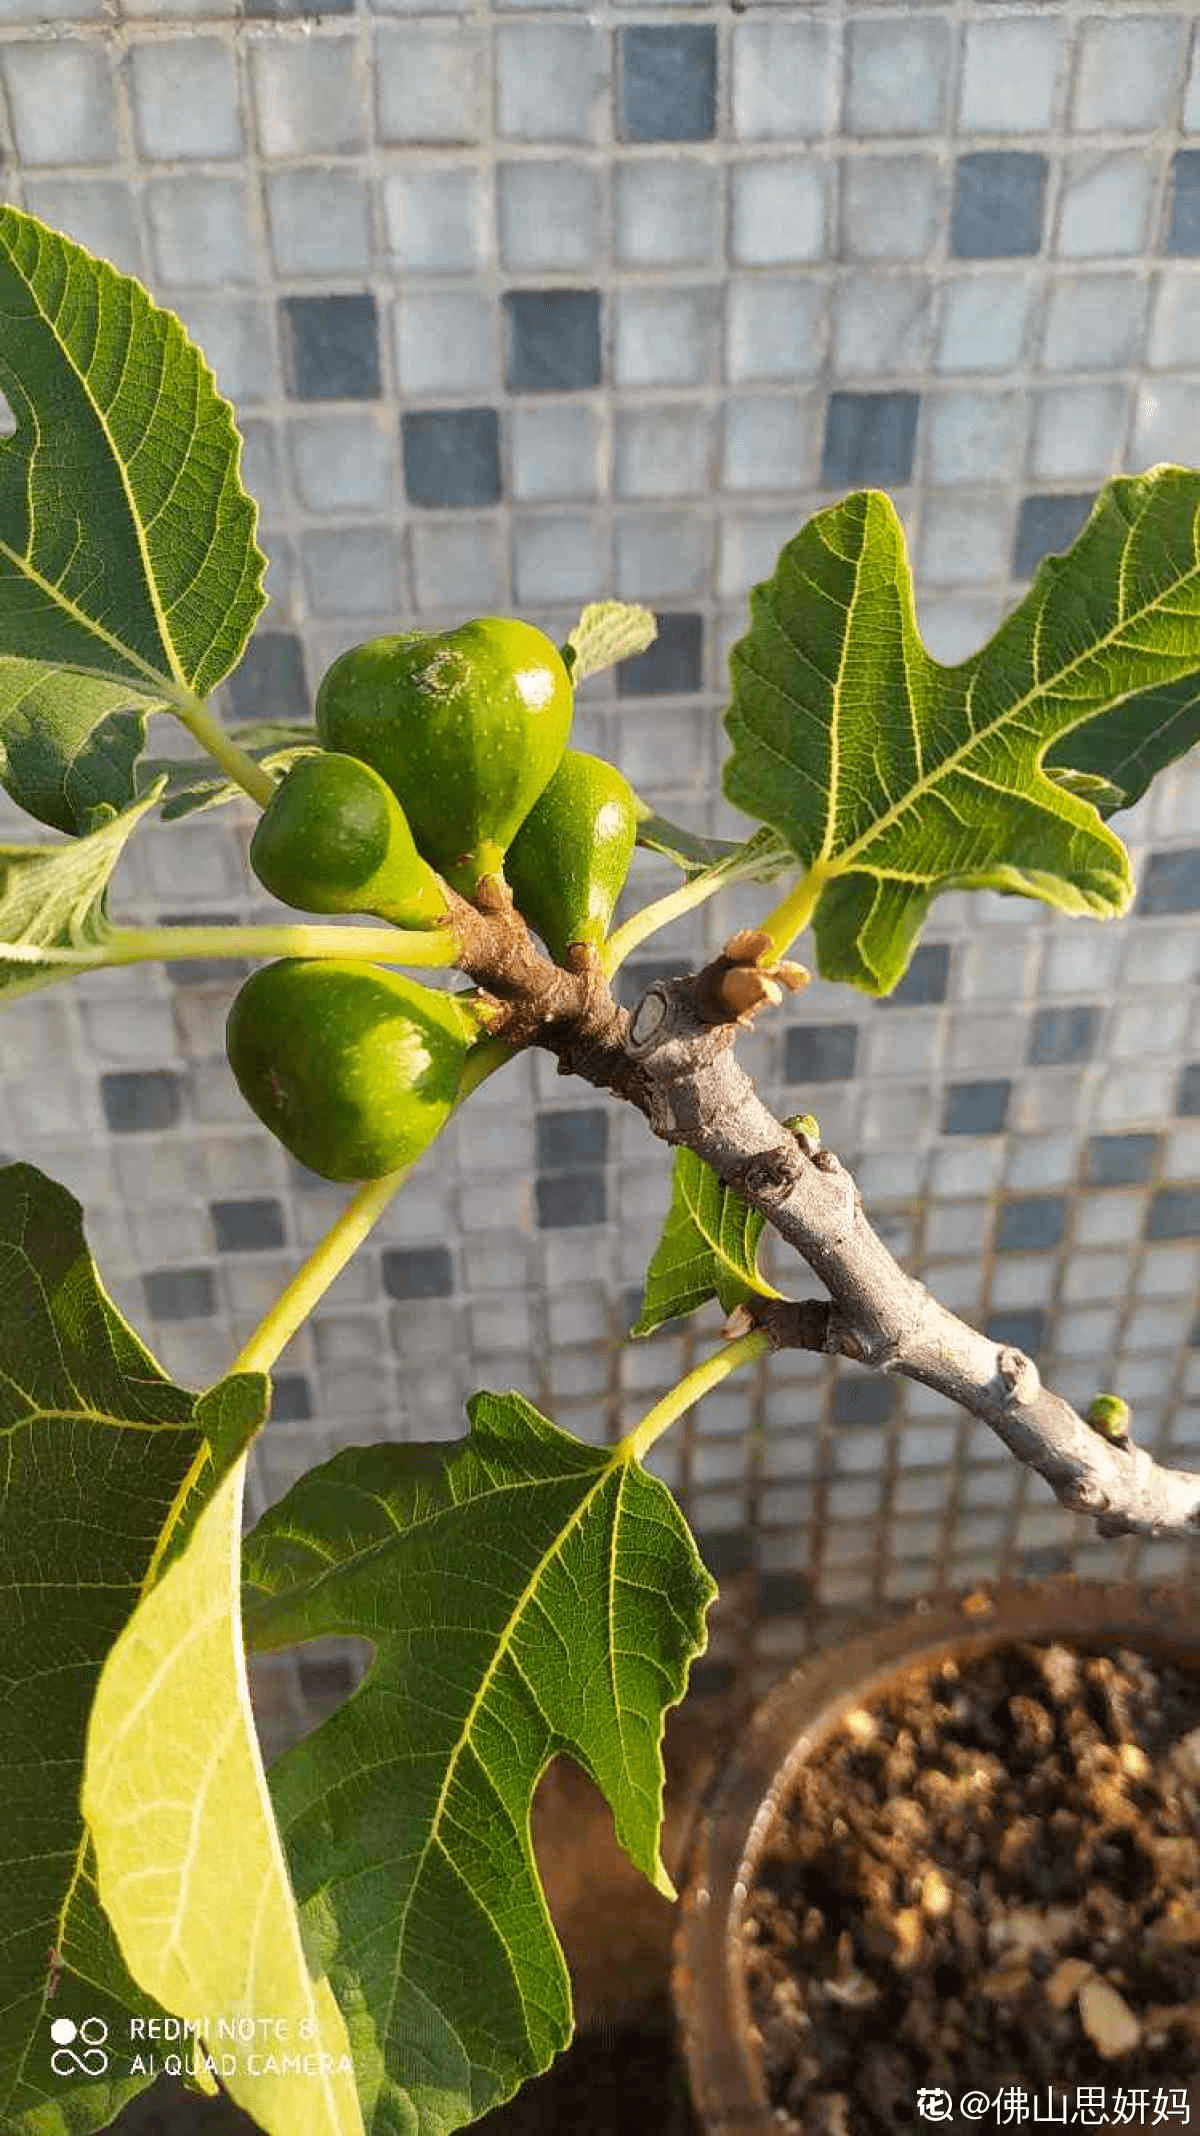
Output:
[[633, 1145, 782, 1338]]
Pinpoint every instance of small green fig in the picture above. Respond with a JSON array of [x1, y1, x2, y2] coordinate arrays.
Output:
[[226, 959, 480, 1182], [504, 749, 638, 964], [314, 618, 574, 896], [250, 752, 450, 928]]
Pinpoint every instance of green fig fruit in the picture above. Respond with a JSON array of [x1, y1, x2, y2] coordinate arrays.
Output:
[[313, 617, 574, 895], [505, 749, 638, 964], [226, 959, 480, 1182], [250, 752, 450, 928]]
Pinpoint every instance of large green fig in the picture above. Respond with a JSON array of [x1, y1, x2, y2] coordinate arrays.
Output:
[[226, 959, 480, 1182], [250, 752, 449, 927], [505, 749, 638, 964], [313, 617, 573, 895]]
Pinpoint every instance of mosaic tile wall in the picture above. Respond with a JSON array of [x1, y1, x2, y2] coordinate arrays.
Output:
[[1, 0, 1200, 1734]]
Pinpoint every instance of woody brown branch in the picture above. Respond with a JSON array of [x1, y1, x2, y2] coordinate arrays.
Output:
[[450, 891, 1200, 1541]]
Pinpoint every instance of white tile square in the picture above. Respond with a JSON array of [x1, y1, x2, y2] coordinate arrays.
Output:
[[613, 285, 721, 386], [1040, 274, 1148, 373], [377, 26, 487, 145], [833, 274, 935, 377], [844, 17, 951, 138], [1148, 271, 1200, 369], [250, 34, 365, 158], [510, 403, 600, 501], [513, 512, 607, 602], [302, 528, 399, 617], [1056, 151, 1157, 259], [730, 160, 828, 265], [919, 493, 1014, 585], [726, 279, 825, 383], [497, 23, 606, 143], [129, 38, 241, 160], [410, 521, 506, 614], [266, 169, 371, 277], [26, 178, 143, 277], [936, 274, 1034, 374], [614, 509, 710, 598], [498, 161, 596, 270], [615, 405, 711, 498], [958, 19, 1063, 136], [1029, 385, 1130, 480], [289, 413, 393, 514], [1072, 17, 1186, 133], [394, 290, 494, 395], [723, 394, 819, 490], [147, 175, 255, 287], [3, 43, 118, 165], [925, 390, 1027, 485], [841, 155, 941, 261], [382, 169, 486, 274], [1186, 27, 1200, 133], [732, 20, 834, 142], [719, 509, 815, 599], [614, 158, 720, 267]]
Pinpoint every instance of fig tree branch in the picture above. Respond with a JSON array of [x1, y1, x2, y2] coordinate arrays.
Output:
[[452, 887, 1200, 1542]]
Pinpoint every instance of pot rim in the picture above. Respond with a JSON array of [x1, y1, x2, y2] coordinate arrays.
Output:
[[671, 1576, 1200, 2136]]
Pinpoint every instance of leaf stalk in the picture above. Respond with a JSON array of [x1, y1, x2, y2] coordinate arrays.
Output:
[[172, 694, 279, 809], [621, 1329, 771, 1464]]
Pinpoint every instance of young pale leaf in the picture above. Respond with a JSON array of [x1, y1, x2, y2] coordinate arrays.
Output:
[[724, 470, 1200, 993], [83, 1446, 364, 2136], [634, 815, 795, 884], [242, 1395, 715, 2134], [0, 208, 266, 833], [138, 726, 321, 820], [0, 1163, 248, 2135], [0, 782, 163, 1001], [563, 600, 657, 683], [633, 1145, 781, 1338]]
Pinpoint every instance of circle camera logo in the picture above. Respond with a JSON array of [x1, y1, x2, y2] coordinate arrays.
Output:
[[50, 2015, 109, 2076]]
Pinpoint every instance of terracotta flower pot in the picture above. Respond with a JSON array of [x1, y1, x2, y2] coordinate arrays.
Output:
[[671, 1579, 1200, 2135]]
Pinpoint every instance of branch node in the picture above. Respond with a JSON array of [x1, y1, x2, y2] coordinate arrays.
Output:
[[722, 1303, 756, 1340], [740, 1145, 802, 1203], [996, 1345, 1040, 1407], [626, 984, 672, 1055], [811, 1147, 841, 1175]]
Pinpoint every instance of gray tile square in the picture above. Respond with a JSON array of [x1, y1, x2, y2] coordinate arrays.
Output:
[[1013, 492, 1095, 578], [382, 1246, 453, 1300], [614, 510, 709, 599], [514, 512, 606, 603], [833, 274, 934, 377], [147, 176, 256, 288], [226, 633, 307, 725], [510, 402, 599, 501], [614, 285, 720, 386], [1056, 151, 1156, 259], [920, 494, 1014, 586], [1139, 849, 1200, 916], [942, 1080, 1011, 1134], [129, 38, 241, 161], [505, 290, 602, 393], [729, 160, 828, 265], [377, 26, 486, 144], [844, 17, 950, 138], [785, 1023, 857, 1083], [621, 24, 716, 144], [1168, 151, 1200, 257], [144, 1267, 216, 1321], [1072, 17, 1185, 133], [732, 20, 834, 142], [726, 279, 825, 384], [1147, 1187, 1200, 1241], [212, 1198, 286, 1253], [382, 169, 486, 274], [498, 162, 597, 271], [266, 169, 371, 276], [402, 407, 501, 508], [1086, 1132, 1157, 1187], [280, 293, 381, 401], [724, 394, 819, 491], [615, 405, 710, 498], [394, 289, 494, 396], [1040, 273, 1147, 373], [250, 35, 365, 157], [498, 23, 606, 143], [996, 1195, 1066, 1253], [1029, 1004, 1100, 1066], [951, 153, 1046, 260], [25, 178, 142, 277], [926, 390, 1027, 486], [821, 390, 918, 488], [936, 274, 1035, 373], [3, 44, 118, 165], [537, 1107, 608, 1168], [289, 413, 392, 514], [410, 521, 506, 615], [176, 297, 275, 406], [616, 613, 703, 697], [101, 1071, 182, 1133], [958, 18, 1062, 135], [302, 528, 399, 618], [1149, 271, 1200, 368], [1130, 382, 1200, 472], [614, 158, 719, 267], [841, 155, 941, 261], [1029, 385, 1128, 480]]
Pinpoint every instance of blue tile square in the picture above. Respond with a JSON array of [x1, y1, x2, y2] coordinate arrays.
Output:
[[1147, 1188, 1200, 1241], [616, 613, 703, 697], [144, 1267, 216, 1320], [1168, 151, 1200, 257], [1086, 1133, 1157, 1186], [621, 24, 716, 144], [505, 289, 602, 393], [1179, 1062, 1200, 1116], [832, 1376, 892, 1427], [1028, 1005, 1100, 1066], [884, 943, 951, 1007], [402, 408, 501, 509], [784, 1024, 858, 1084], [270, 1374, 313, 1422], [1138, 850, 1200, 917], [942, 1080, 1011, 1135], [226, 631, 307, 722], [536, 1173, 607, 1228], [537, 1108, 609, 1168], [996, 1196, 1067, 1253], [280, 294, 381, 402], [1013, 493, 1095, 578], [382, 1246, 454, 1299], [986, 1309, 1045, 1355], [951, 153, 1047, 260], [101, 1070, 182, 1133], [212, 1198, 286, 1252], [821, 391, 919, 489]]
